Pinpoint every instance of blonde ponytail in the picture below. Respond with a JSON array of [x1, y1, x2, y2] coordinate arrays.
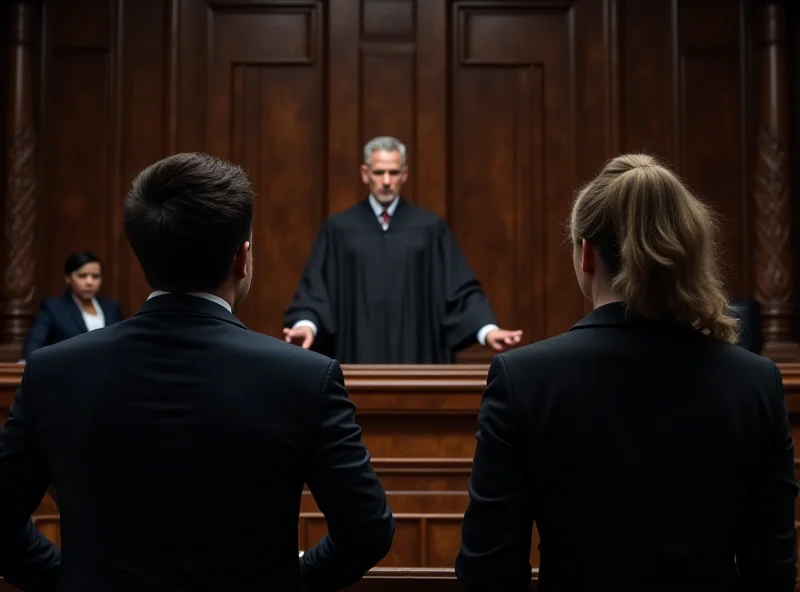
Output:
[[569, 154, 739, 343]]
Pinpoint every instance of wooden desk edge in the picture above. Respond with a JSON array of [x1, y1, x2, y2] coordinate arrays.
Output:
[[3, 364, 800, 417], [1, 362, 798, 383], [1, 362, 799, 390]]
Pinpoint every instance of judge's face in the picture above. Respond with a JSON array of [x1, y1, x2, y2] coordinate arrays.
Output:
[[361, 150, 407, 205]]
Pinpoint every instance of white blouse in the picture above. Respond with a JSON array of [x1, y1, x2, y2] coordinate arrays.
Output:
[[73, 294, 106, 331]]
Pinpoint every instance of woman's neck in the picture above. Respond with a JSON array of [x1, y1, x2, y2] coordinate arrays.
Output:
[[73, 293, 97, 314]]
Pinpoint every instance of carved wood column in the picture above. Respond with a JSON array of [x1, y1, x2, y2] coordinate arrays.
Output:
[[754, 0, 799, 361], [1, 1, 38, 361]]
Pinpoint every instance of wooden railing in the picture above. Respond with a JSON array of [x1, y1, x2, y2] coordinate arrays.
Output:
[[355, 567, 540, 591]]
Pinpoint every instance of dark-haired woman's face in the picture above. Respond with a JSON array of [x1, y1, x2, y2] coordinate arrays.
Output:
[[65, 262, 102, 301]]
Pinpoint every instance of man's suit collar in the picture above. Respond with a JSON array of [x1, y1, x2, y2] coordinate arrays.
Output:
[[135, 293, 247, 330]]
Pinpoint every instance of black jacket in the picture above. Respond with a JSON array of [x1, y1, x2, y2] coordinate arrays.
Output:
[[22, 291, 123, 359], [0, 293, 394, 591], [457, 301, 798, 592]]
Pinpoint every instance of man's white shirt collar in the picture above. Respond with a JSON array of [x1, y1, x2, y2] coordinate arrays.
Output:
[[368, 195, 399, 216], [147, 291, 232, 313]]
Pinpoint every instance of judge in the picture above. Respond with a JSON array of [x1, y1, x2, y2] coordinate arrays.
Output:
[[283, 136, 522, 364]]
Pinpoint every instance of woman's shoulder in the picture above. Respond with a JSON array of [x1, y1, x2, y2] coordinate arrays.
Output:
[[710, 338, 777, 374], [497, 330, 587, 378], [39, 293, 70, 310]]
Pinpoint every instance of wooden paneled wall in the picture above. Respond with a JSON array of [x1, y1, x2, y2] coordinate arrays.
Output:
[[0, 0, 798, 362]]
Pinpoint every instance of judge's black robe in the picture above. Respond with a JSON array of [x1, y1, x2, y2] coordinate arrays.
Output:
[[284, 198, 497, 364]]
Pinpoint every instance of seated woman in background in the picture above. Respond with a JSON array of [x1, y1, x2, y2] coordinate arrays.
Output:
[[22, 251, 123, 359]]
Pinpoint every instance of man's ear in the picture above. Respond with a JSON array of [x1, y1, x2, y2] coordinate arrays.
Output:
[[360, 164, 370, 184], [580, 239, 595, 274], [232, 241, 250, 279]]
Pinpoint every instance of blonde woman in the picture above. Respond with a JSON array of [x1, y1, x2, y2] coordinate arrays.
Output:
[[456, 154, 797, 591]]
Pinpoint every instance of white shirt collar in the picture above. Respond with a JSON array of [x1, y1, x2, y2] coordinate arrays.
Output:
[[368, 195, 399, 217], [71, 292, 100, 310], [147, 291, 232, 313], [71, 293, 106, 330]]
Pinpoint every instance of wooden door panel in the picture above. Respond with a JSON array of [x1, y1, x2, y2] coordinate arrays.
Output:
[[205, 2, 325, 336]]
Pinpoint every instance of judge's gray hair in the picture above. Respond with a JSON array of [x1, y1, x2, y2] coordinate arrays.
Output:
[[363, 136, 407, 166]]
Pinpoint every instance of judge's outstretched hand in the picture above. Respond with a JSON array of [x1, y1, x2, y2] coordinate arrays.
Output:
[[485, 328, 523, 352], [283, 326, 314, 349]]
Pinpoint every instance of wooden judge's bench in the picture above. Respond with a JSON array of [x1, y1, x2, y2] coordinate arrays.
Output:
[[1, 363, 800, 590]]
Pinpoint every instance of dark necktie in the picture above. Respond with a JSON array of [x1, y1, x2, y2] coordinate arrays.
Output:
[[381, 210, 391, 227]]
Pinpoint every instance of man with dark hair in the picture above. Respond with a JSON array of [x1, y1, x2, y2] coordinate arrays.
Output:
[[123, 153, 255, 294], [0, 152, 394, 591]]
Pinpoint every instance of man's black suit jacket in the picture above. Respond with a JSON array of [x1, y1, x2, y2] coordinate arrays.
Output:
[[0, 293, 395, 591], [0, 521, 60, 591], [456, 301, 798, 592]]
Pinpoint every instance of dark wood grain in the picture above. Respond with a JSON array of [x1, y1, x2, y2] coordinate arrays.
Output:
[[0, 1, 39, 361], [754, 0, 798, 360], [0, 0, 785, 361]]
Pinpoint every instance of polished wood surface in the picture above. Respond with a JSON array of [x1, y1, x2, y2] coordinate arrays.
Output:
[[0, 1, 38, 361], [755, 0, 798, 361], [355, 567, 539, 591], [1, 362, 800, 574], [0, 0, 797, 363]]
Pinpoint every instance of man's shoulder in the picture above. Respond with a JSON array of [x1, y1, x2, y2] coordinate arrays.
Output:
[[29, 319, 120, 360], [89, 317, 328, 365], [325, 202, 366, 228], [236, 328, 336, 372], [29, 316, 335, 379], [219, 330, 339, 393], [398, 201, 444, 227]]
